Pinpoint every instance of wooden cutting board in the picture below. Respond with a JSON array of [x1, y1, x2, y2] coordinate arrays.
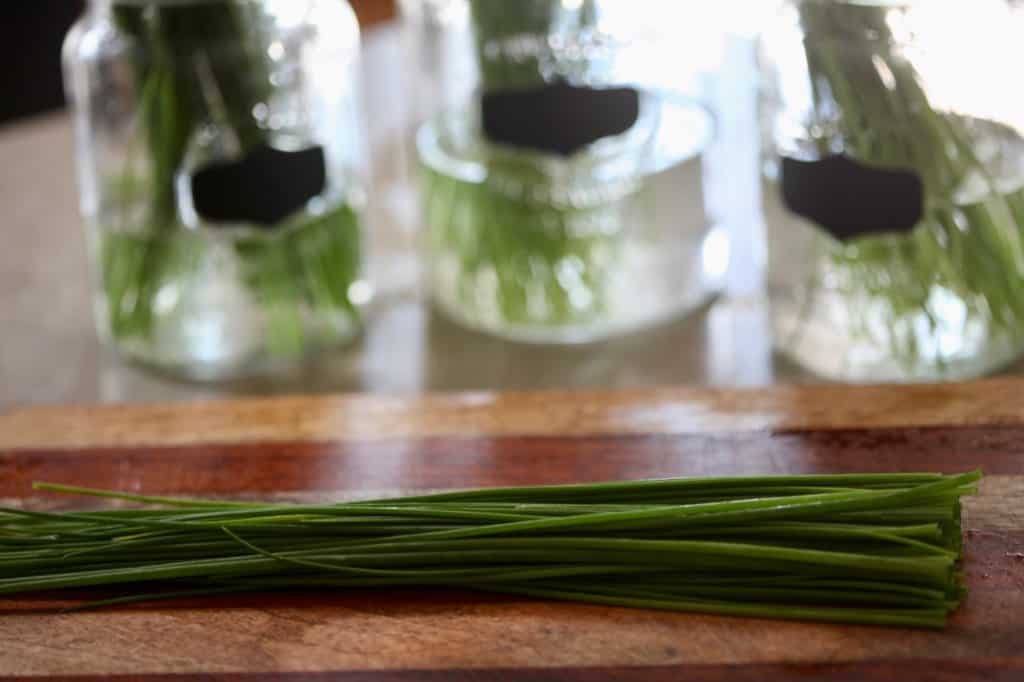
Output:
[[1, 380, 1022, 681]]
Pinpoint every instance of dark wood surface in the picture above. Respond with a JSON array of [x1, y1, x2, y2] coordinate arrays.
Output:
[[1, 381, 1023, 679], [351, 0, 396, 26], [2, 660, 1024, 682]]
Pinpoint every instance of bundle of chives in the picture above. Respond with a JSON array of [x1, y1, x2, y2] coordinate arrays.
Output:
[[0, 472, 979, 629]]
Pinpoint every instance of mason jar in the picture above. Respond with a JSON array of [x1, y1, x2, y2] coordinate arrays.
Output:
[[63, 0, 371, 379], [761, 0, 1024, 382], [402, 0, 724, 343]]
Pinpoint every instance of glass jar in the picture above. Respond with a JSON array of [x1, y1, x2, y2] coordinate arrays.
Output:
[[402, 0, 724, 343], [63, 0, 370, 379], [760, 0, 1024, 382]]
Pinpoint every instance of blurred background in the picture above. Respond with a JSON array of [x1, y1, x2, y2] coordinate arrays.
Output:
[[4, 0, 1022, 409], [0, 2, 83, 124], [0, 0, 396, 124]]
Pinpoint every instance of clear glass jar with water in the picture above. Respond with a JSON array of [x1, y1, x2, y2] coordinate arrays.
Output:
[[63, 0, 370, 379], [761, 0, 1024, 381], [402, 0, 724, 343]]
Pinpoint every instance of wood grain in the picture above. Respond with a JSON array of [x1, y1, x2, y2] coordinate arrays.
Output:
[[3, 660, 1024, 682], [6, 378, 1024, 449], [2, 581, 1023, 676], [3, 430, 1023, 508], [1, 383, 1023, 679]]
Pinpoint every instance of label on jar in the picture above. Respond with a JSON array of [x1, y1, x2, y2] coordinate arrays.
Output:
[[481, 82, 640, 157], [780, 155, 924, 241], [191, 145, 327, 228]]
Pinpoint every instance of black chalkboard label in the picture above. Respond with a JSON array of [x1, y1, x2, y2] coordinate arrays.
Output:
[[191, 145, 327, 227], [781, 155, 924, 241], [481, 82, 640, 157]]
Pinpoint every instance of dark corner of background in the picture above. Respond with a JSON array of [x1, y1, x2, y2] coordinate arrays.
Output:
[[0, 1, 85, 125], [0, 0, 393, 126]]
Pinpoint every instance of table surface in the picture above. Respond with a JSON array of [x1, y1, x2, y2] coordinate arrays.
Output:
[[1, 379, 1022, 680], [0, 22, 798, 411]]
